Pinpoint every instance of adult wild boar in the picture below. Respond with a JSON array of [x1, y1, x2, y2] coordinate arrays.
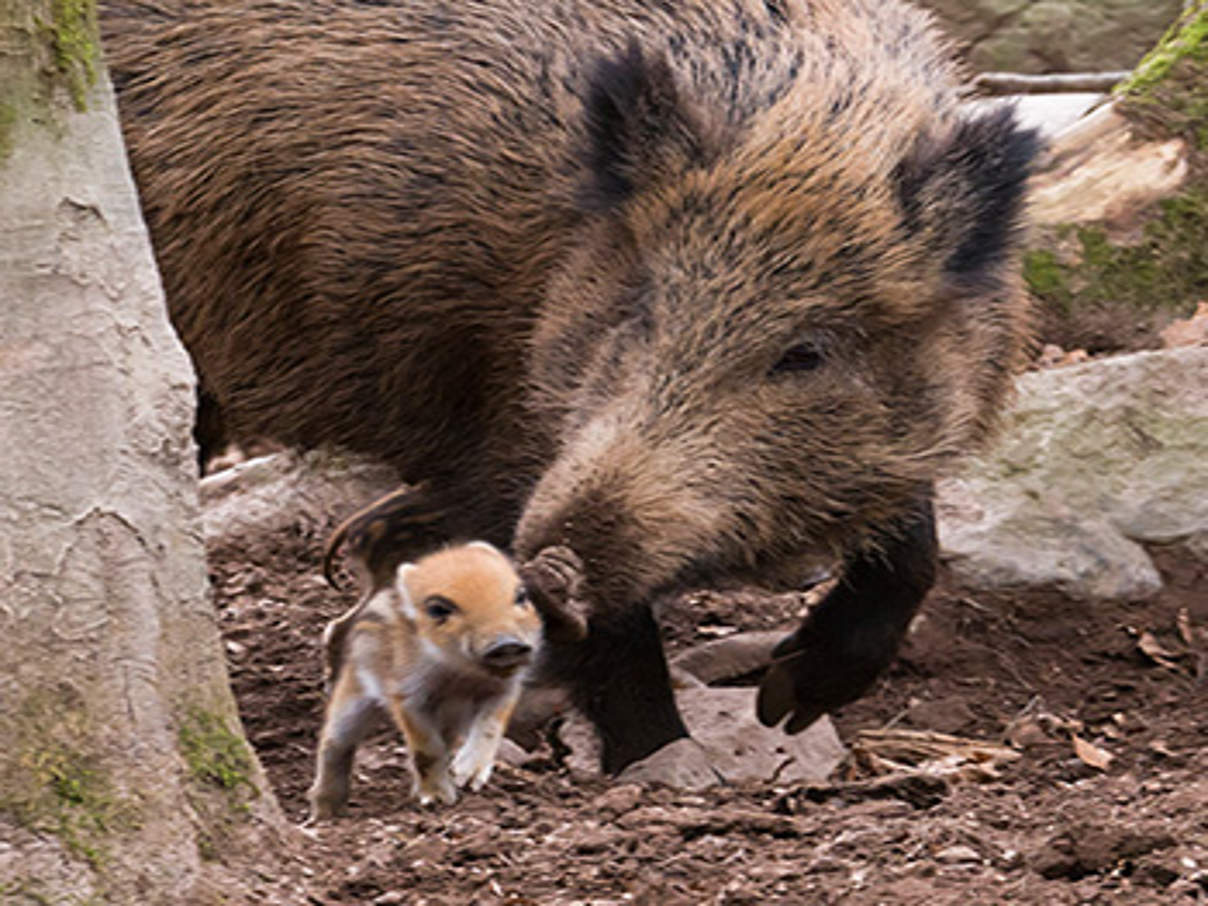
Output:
[[102, 0, 1037, 775]]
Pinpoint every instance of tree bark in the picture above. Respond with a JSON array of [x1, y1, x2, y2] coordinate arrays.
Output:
[[0, 2, 284, 902]]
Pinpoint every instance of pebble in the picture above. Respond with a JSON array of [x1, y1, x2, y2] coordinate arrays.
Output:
[[593, 783, 645, 817], [935, 845, 982, 864]]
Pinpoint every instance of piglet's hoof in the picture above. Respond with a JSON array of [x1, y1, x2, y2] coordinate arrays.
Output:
[[616, 738, 726, 791], [519, 546, 590, 642]]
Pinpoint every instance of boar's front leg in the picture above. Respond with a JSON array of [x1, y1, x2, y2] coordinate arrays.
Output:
[[543, 603, 690, 775], [757, 489, 937, 733]]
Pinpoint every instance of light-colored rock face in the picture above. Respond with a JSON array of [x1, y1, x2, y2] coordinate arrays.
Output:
[[919, 0, 1184, 74], [939, 347, 1208, 600]]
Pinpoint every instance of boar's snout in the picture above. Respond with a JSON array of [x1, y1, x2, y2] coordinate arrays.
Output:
[[514, 426, 729, 612]]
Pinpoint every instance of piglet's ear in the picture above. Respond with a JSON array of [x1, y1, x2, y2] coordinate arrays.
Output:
[[394, 563, 418, 619], [894, 106, 1040, 289], [579, 39, 713, 211]]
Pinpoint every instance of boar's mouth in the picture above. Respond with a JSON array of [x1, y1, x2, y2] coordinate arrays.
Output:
[[512, 425, 849, 629], [518, 540, 821, 640]]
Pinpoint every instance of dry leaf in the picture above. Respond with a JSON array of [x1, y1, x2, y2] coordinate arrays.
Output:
[[1005, 714, 1051, 748], [1137, 631, 1181, 669], [1177, 608, 1195, 648], [1072, 734, 1114, 771], [1160, 300, 1208, 348], [1035, 344, 1090, 368], [697, 624, 738, 637]]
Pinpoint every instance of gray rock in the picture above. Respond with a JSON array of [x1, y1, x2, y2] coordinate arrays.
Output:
[[679, 687, 846, 785], [564, 686, 846, 789], [939, 348, 1208, 599], [617, 738, 725, 791], [200, 448, 399, 545], [670, 631, 785, 686]]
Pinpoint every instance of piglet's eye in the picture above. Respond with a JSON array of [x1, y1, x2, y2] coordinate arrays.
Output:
[[771, 342, 825, 375], [514, 585, 530, 607], [424, 596, 457, 621]]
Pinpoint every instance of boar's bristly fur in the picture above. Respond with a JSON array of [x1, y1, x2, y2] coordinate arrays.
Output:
[[103, 0, 1038, 775]]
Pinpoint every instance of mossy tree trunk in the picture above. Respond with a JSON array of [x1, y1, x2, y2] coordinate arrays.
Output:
[[0, 1, 285, 902], [1024, 2, 1208, 352]]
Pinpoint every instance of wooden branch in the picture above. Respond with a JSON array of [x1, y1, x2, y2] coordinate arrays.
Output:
[[973, 71, 1131, 95]]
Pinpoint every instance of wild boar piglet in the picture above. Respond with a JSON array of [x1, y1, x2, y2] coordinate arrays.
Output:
[[307, 542, 541, 820]]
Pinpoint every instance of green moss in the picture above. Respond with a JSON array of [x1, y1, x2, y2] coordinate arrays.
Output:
[[1031, 6, 1208, 348], [35, 0, 99, 112], [178, 708, 258, 799], [1117, 6, 1208, 150], [0, 690, 136, 870], [1022, 249, 1072, 309], [1118, 6, 1208, 96], [1026, 189, 1208, 317], [177, 707, 259, 863]]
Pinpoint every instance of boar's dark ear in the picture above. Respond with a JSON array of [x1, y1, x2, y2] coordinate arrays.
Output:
[[579, 39, 711, 211], [894, 106, 1040, 289]]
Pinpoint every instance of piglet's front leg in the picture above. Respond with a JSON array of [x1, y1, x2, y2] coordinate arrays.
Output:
[[451, 686, 522, 791]]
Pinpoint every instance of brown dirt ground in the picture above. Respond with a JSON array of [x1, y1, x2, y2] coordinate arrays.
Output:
[[208, 519, 1208, 905]]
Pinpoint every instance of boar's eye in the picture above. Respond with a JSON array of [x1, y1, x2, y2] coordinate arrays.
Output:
[[514, 585, 530, 608], [771, 342, 825, 376], [424, 596, 458, 622]]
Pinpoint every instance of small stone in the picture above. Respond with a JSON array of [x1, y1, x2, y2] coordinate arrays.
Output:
[[618, 739, 722, 791], [494, 737, 529, 767], [572, 826, 627, 855], [593, 783, 644, 817], [935, 845, 982, 864], [906, 697, 976, 735], [616, 806, 678, 831], [998, 849, 1023, 870], [670, 631, 785, 685]]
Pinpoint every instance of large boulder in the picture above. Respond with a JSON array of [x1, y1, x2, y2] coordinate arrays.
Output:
[[939, 347, 1208, 599], [920, 0, 1185, 74]]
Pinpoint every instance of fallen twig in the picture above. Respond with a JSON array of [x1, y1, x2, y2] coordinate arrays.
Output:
[[973, 71, 1130, 95]]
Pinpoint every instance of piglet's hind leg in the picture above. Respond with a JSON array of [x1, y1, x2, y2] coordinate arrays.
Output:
[[307, 669, 381, 822]]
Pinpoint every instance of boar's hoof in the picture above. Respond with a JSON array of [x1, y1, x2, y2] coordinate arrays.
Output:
[[756, 624, 886, 734], [615, 738, 725, 791], [519, 546, 590, 642]]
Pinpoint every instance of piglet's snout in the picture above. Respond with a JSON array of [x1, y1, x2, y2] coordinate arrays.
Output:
[[478, 637, 533, 671]]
